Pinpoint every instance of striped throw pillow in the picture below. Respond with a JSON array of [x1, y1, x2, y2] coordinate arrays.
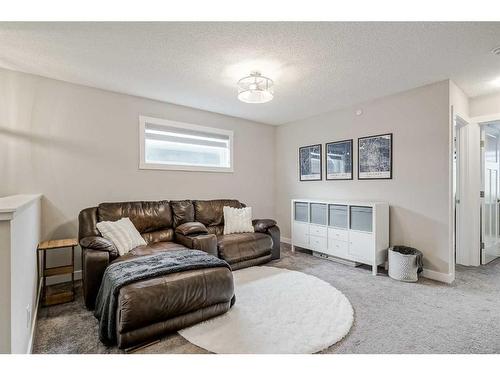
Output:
[[96, 217, 146, 256]]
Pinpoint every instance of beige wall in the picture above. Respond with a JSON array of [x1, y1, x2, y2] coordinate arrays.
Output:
[[470, 92, 500, 118], [450, 81, 470, 121], [0, 68, 276, 273], [0, 66, 461, 279], [275, 81, 452, 275]]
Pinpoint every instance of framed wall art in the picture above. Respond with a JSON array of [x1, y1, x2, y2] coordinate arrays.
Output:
[[325, 139, 353, 180], [299, 144, 322, 181], [358, 133, 392, 180]]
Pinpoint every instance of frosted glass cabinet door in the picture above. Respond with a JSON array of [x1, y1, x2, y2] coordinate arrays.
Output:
[[329, 205, 348, 228], [350, 206, 373, 232], [310, 203, 327, 225], [294, 202, 309, 222]]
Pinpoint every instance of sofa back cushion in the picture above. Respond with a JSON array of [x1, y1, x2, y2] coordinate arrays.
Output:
[[170, 200, 195, 227], [193, 200, 242, 227], [97, 201, 174, 244], [206, 225, 225, 236]]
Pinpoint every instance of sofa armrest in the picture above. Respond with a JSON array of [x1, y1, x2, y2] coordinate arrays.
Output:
[[175, 232, 218, 257], [252, 219, 280, 260], [252, 219, 277, 233], [267, 225, 281, 260], [80, 236, 118, 257], [175, 222, 208, 236], [82, 249, 110, 310]]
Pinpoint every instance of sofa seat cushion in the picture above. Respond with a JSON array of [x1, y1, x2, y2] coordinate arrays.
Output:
[[116, 267, 234, 334], [112, 241, 188, 263], [217, 232, 272, 264]]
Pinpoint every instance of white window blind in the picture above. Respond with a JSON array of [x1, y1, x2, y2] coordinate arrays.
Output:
[[139, 116, 233, 172]]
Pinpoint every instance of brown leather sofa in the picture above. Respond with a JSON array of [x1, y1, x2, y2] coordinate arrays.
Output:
[[79, 199, 280, 310]]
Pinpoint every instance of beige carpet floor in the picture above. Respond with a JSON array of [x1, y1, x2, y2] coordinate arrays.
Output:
[[33, 243, 500, 354]]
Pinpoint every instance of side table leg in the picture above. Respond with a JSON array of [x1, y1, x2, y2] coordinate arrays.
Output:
[[42, 250, 46, 306], [71, 245, 75, 300]]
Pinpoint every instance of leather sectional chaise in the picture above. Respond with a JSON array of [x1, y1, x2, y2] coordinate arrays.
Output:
[[78, 199, 279, 348]]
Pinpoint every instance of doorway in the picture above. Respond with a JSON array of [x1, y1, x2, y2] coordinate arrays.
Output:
[[481, 121, 500, 264]]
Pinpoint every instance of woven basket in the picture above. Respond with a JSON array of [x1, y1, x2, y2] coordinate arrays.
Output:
[[388, 246, 422, 282]]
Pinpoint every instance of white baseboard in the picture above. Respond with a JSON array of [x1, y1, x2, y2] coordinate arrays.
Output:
[[422, 268, 454, 284], [280, 237, 291, 244], [27, 280, 43, 354], [45, 270, 82, 286], [281, 240, 454, 284], [27, 271, 82, 353]]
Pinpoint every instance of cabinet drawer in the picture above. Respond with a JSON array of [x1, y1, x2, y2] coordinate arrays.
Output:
[[327, 239, 348, 258], [292, 222, 309, 246], [328, 228, 348, 242], [348, 231, 374, 261], [309, 235, 327, 251], [310, 224, 327, 238]]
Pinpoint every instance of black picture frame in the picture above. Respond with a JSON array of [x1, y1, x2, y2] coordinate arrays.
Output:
[[358, 133, 393, 180], [299, 144, 322, 181], [325, 139, 353, 180]]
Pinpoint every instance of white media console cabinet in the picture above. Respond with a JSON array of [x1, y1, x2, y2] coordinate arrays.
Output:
[[291, 199, 389, 275]]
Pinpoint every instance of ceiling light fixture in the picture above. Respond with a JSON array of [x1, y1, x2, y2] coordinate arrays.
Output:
[[491, 77, 500, 87], [491, 46, 500, 56], [237, 72, 274, 104]]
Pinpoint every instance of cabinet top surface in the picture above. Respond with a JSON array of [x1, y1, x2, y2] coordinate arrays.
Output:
[[292, 199, 388, 206]]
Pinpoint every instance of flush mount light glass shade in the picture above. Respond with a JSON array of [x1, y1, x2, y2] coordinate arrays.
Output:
[[237, 72, 274, 103], [491, 77, 500, 87]]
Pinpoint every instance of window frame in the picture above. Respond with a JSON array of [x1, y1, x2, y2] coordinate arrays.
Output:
[[139, 115, 234, 173]]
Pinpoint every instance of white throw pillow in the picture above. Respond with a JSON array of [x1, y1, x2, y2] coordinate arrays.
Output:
[[223, 206, 254, 235], [96, 217, 146, 256]]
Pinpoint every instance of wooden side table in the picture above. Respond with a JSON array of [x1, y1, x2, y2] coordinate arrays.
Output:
[[37, 238, 78, 306]]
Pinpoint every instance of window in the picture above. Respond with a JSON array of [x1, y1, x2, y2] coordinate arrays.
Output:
[[139, 116, 233, 172]]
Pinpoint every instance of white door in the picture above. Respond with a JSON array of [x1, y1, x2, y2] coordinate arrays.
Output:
[[454, 116, 476, 266], [482, 128, 500, 264]]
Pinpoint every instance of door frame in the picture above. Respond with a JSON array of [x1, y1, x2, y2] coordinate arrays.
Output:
[[471, 113, 500, 265], [479, 119, 500, 264], [454, 115, 470, 266]]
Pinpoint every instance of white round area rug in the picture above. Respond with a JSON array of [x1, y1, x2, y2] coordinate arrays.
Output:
[[179, 266, 354, 354]]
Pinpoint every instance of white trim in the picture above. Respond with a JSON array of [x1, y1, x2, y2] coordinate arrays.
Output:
[[138, 115, 234, 173], [422, 268, 454, 284], [26, 280, 42, 354], [280, 237, 291, 244], [0, 194, 42, 221], [455, 115, 475, 266], [286, 235, 453, 283], [28, 271, 83, 353], [471, 113, 500, 125], [448, 106, 456, 281]]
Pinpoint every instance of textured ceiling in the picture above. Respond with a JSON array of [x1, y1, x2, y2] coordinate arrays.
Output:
[[1, 22, 500, 125]]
